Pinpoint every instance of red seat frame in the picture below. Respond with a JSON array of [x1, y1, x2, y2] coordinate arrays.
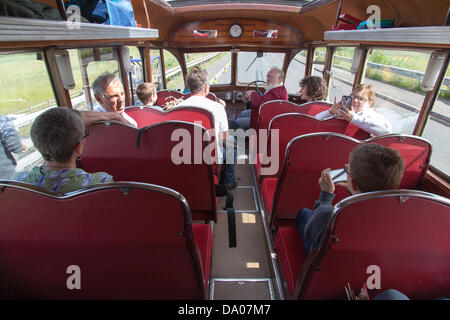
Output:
[[79, 121, 218, 222], [0, 181, 212, 299], [275, 190, 450, 299], [266, 133, 432, 230]]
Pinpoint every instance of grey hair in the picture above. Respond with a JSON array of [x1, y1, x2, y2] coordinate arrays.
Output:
[[270, 66, 285, 82], [92, 73, 122, 98], [31, 107, 84, 163]]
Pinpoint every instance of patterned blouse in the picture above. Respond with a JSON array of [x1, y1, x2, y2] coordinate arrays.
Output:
[[14, 166, 113, 194]]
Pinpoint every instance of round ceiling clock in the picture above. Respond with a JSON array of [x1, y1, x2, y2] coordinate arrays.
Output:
[[229, 23, 243, 38]]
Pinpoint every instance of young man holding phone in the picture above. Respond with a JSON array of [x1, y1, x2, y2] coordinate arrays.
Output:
[[295, 143, 405, 255]]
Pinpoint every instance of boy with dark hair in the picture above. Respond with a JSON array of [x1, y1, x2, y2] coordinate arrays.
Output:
[[295, 143, 405, 254]]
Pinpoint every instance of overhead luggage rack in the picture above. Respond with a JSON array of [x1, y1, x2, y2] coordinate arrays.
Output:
[[0, 16, 158, 46], [324, 26, 450, 48]]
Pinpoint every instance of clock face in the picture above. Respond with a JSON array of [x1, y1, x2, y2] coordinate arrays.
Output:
[[229, 24, 243, 38]]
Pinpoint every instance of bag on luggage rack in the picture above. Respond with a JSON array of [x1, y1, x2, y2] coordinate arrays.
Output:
[[66, 0, 136, 27]]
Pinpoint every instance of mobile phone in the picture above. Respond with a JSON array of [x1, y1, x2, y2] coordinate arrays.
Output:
[[341, 95, 352, 109], [329, 168, 347, 183]]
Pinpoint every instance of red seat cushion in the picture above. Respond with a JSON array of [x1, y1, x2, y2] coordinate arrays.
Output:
[[192, 223, 213, 291], [274, 227, 307, 296], [261, 178, 278, 217]]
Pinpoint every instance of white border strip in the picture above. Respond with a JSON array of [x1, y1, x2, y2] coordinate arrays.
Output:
[[210, 278, 275, 300]]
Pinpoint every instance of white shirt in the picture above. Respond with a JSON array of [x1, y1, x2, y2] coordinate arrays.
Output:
[[315, 107, 392, 137], [176, 95, 229, 140], [176, 95, 229, 162], [93, 105, 138, 127]]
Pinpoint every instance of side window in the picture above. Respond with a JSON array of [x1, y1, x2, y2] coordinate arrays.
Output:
[[151, 49, 162, 88], [68, 47, 120, 110], [0, 51, 55, 176], [312, 47, 326, 77], [363, 48, 432, 135], [422, 63, 450, 177], [163, 50, 184, 91], [127, 46, 144, 106], [285, 50, 306, 95], [328, 47, 357, 103]]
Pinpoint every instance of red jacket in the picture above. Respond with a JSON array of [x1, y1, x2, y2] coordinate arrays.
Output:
[[251, 85, 288, 108]]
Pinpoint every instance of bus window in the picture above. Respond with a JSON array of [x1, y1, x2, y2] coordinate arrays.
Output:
[[329, 47, 357, 103], [0, 51, 54, 174], [312, 47, 326, 77], [237, 51, 284, 84], [163, 50, 184, 91], [285, 50, 306, 94], [150, 50, 162, 87], [76, 47, 120, 110], [185, 52, 231, 87], [363, 48, 432, 135], [63, 49, 91, 111], [127, 46, 144, 105], [422, 63, 450, 177]]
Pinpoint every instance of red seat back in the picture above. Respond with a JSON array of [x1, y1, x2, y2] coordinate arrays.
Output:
[[270, 133, 358, 228], [369, 135, 431, 189], [257, 100, 332, 131], [0, 181, 208, 299], [125, 106, 214, 132], [297, 190, 450, 299], [79, 121, 217, 221], [155, 89, 184, 107], [269, 133, 432, 229], [261, 114, 350, 181]]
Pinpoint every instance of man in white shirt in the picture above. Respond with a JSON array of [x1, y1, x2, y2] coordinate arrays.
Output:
[[177, 67, 236, 189], [92, 74, 138, 127]]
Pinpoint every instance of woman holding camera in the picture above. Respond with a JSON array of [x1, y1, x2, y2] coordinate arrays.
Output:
[[315, 84, 392, 137]]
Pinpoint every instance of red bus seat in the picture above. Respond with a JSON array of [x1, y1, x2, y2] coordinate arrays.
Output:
[[125, 106, 218, 176], [0, 181, 212, 299], [155, 89, 184, 107], [257, 100, 332, 132], [125, 106, 215, 131], [275, 190, 450, 299], [266, 133, 432, 230], [257, 113, 365, 184], [79, 121, 218, 222], [267, 132, 357, 229], [368, 134, 431, 189]]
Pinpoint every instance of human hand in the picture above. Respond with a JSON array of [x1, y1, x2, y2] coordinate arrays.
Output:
[[218, 98, 226, 107], [318, 168, 335, 194], [245, 91, 254, 100], [329, 97, 342, 116], [336, 106, 355, 122]]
